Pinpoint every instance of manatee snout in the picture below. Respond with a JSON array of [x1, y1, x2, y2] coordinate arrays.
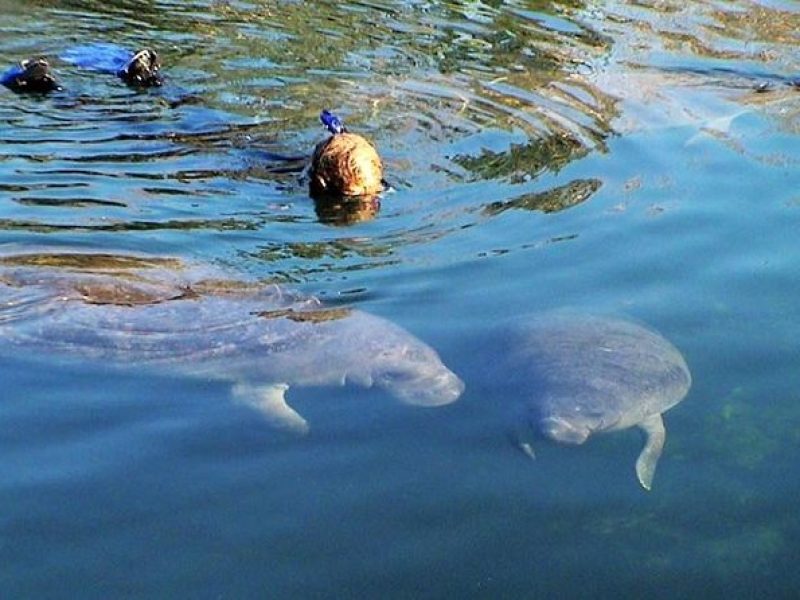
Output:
[[371, 346, 464, 407], [333, 312, 464, 407], [538, 416, 591, 445], [382, 367, 465, 407], [339, 353, 464, 406]]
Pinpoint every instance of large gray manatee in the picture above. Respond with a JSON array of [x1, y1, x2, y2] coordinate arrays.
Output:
[[498, 313, 691, 490], [0, 251, 464, 432]]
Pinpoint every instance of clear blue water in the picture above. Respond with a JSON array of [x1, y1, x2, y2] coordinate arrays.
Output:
[[2, 1, 800, 597]]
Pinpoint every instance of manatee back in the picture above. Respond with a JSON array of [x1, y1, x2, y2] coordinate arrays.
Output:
[[503, 313, 691, 430], [0, 284, 312, 365]]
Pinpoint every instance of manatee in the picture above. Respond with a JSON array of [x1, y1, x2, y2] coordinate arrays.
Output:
[[0, 251, 463, 432], [500, 313, 691, 490]]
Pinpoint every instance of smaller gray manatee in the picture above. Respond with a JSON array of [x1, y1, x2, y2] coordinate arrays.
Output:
[[500, 313, 691, 490]]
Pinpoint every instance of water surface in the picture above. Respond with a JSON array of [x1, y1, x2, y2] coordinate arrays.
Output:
[[2, 1, 800, 597]]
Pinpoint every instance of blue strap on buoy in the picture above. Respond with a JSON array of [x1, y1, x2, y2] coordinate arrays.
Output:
[[320, 110, 347, 135]]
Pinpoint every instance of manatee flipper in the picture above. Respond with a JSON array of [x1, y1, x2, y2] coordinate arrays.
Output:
[[635, 413, 666, 491], [510, 421, 536, 460], [232, 383, 309, 434]]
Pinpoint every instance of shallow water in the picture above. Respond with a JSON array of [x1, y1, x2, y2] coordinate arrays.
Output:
[[2, 1, 800, 597]]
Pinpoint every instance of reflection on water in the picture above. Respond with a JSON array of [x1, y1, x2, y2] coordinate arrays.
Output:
[[2, 0, 800, 597], [452, 131, 590, 183], [481, 178, 601, 216], [313, 194, 382, 226]]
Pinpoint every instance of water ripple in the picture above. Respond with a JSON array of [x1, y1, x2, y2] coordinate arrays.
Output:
[[2, 0, 795, 285]]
